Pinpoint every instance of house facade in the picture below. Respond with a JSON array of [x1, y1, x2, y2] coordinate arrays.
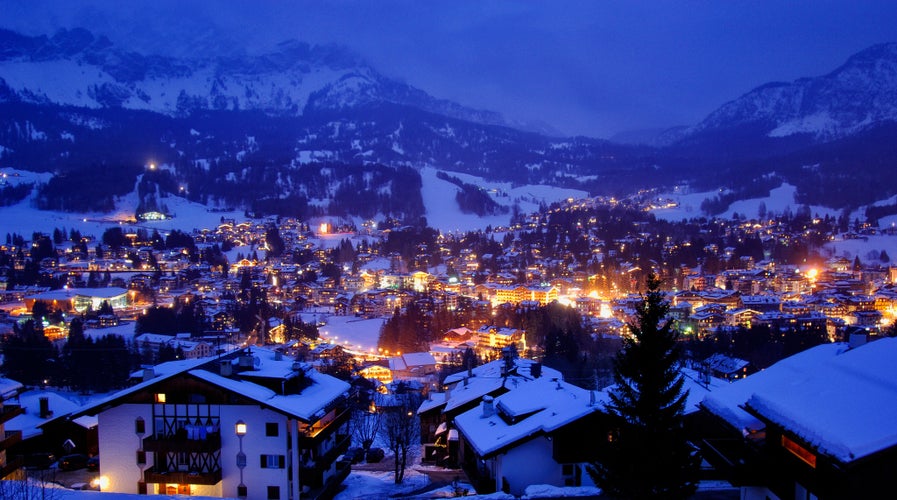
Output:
[[72, 348, 352, 500], [453, 376, 604, 495]]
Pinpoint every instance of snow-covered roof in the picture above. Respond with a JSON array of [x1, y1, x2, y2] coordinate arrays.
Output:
[[442, 358, 561, 386], [0, 376, 23, 399], [25, 287, 128, 300], [745, 338, 897, 463], [454, 376, 604, 457], [443, 376, 507, 413], [7, 390, 85, 439], [417, 392, 447, 414], [701, 343, 848, 434], [73, 347, 348, 422], [190, 363, 349, 422], [401, 352, 437, 367]]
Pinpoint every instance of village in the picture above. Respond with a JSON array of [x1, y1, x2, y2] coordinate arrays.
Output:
[[1, 193, 897, 499]]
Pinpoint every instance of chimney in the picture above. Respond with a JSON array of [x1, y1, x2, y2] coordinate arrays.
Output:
[[39, 396, 52, 419], [481, 395, 494, 418], [531, 362, 541, 378], [220, 360, 233, 377], [274, 350, 283, 361], [143, 367, 155, 382], [589, 390, 596, 407]]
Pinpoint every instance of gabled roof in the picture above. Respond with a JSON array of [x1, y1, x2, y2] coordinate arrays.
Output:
[[72, 348, 349, 423], [745, 338, 897, 463], [701, 343, 848, 435], [454, 376, 604, 458]]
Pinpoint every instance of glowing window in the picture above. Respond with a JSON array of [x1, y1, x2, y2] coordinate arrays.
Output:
[[782, 435, 817, 468], [154, 393, 166, 404]]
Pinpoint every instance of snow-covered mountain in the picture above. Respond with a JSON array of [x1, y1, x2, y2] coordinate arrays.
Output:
[[0, 27, 529, 131], [686, 43, 897, 141]]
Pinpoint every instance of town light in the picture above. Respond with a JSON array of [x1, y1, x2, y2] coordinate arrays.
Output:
[[235, 420, 247, 436], [92, 476, 110, 490]]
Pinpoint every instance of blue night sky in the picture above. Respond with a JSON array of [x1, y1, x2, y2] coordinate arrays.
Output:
[[5, 0, 897, 137]]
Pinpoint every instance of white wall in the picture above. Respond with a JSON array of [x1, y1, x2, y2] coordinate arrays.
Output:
[[97, 404, 152, 494], [98, 402, 296, 500], [495, 436, 562, 496], [219, 405, 293, 500]]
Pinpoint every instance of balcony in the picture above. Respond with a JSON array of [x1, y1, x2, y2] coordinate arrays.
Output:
[[0, 430, 22, 452], [301, 457, 351, 500], [144, 468, 222, 486], [299, 434, 350, 477], [0, 455, 24, 479], [298, 407, 350, 445], [143, 432, 222, 453], [0, 405, 24, 425]]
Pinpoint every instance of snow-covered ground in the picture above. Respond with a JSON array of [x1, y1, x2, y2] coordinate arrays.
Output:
[[0, 167, 244, 239], [651, 183, 837, 221], [418, 166, 587, 232], [821, 234, 897, 263], [314, 314, 386, 354], [335, 469, 431, 499], [0, 165, 586, 239]]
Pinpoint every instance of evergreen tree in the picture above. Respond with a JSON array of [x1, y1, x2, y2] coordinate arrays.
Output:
[[588, 274, 699, 499]]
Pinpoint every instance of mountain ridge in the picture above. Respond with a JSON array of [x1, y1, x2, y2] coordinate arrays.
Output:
[[0, 27, 552, 134], [683, 42, 897, 142]]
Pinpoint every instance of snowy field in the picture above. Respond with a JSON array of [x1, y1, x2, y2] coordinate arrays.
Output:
[[313, 314, 386, 354], [0, 165, 586, 239], [0, 167, 244, 239], [651, 183, 837, 222], [418, 166, 587, 232]]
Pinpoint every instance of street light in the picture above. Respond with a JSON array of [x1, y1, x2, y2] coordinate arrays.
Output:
[[236, 420, 247, 498]]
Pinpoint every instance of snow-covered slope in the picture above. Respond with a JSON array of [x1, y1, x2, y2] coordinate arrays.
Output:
[[687, 43, 897, 141]]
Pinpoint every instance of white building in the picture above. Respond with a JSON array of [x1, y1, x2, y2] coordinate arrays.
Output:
[[70, 348, 352, 499]]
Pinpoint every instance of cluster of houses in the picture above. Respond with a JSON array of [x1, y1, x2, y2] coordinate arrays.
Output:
[[1, 197, 897, 497]]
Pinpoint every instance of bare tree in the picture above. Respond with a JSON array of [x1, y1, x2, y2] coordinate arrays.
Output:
[[0, 469, 61, 500], [351, 407, 381, 451], [378, 393, 421, 484]]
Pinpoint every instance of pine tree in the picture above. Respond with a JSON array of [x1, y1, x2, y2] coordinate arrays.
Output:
[[587, 274, 699, 499]]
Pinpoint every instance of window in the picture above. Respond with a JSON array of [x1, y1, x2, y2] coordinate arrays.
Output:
[[260, 454, 285, 469], [267, 486, 281, 500], [137, 482, 147, 494], [266, 422, 279, 437], [782, 435, 817, 468], [135, 417, 145, 434], [237, 485, 248, 497], [154, 393, 166, 404], [136, 450, 146, 465]]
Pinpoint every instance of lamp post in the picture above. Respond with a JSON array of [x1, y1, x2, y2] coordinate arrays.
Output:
[[236, 420, 247, 499]]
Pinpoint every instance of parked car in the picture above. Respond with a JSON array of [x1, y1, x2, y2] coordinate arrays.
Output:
[[365, 448, 385, 463], [24, 452, 56, 470], [59, 453, 89, 471], [86, 455, 99, 472], [345, 447, 366, 464]]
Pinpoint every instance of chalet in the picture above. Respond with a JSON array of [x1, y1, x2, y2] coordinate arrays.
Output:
[[701, 353, 752, 381], [454, 376, 604, 495], [388, 352, 438, 379], [699, 339, 897, 499], [417, 355, 560, 467], [68, 348, 352, 499], [0, 377, 25, 479], [475, 325, 526, 355]]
